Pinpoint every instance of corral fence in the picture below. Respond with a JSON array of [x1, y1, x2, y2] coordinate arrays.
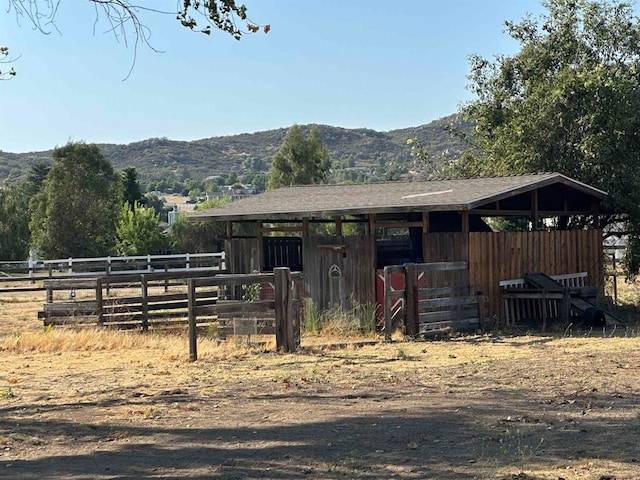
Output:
[[38, 268, 302, 357], [0, 253, 225, 292], [383, 261, 487, 340]]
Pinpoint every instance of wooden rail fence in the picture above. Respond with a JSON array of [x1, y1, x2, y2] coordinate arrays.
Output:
[[38, 268, 302, 357], [0, 253, 225, 293]]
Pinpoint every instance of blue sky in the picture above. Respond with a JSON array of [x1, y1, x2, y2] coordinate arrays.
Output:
[[0, 1, 552, 153]]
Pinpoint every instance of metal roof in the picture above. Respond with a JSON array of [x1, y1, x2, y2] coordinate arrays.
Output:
[[188, 173, 608, 222]]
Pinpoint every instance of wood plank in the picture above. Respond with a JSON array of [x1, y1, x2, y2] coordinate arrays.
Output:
[[418, 285, 469, 297], [418, 296, 481, 309], [418, 261, 468, 273], [420, 317, 480, 331]]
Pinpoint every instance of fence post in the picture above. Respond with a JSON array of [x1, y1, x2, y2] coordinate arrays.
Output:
[[404, 263, 419, 337], [68, 257, 73, 275], [164, 262, 169, 293], [96, 278, 104, 326], [141, 275, 149, 331], [274, 267, 297, 352], [106, 257, 111, 296], [187, 278, 197, 361], [46, 283, 53, 304], [28, 251, 35, 284]]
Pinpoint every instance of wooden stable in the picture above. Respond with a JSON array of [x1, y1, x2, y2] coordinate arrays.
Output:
[[190, 173, 608, 329]]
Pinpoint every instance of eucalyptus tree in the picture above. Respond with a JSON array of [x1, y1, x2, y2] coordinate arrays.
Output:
[[268, 125, 331, 189]]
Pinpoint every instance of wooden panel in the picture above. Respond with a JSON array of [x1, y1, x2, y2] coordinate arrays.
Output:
[[423, 232, 469, 263], [225, 238, 261, 274], [468, 230, 603, 322], [303, 236, 375, 311]]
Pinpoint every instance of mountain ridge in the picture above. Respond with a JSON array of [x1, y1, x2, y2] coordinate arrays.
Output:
[[0, 114, 470, 186]]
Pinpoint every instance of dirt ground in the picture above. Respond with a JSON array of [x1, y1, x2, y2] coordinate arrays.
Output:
[[1, 291, 640, 479]]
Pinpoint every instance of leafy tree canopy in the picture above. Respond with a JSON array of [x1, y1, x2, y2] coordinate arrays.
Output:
[[0, 181, 30, 260], [461, 0, 640, 234], [267, 125, 331, 189], [29, 142, 122, 259], [115, 201, 165, 256]]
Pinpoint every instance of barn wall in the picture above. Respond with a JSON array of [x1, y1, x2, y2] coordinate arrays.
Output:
[[227, 230, 604, 323], [423, 232, 469, 263], [303, 236, 376, 310], [467, 230, 604, 319]]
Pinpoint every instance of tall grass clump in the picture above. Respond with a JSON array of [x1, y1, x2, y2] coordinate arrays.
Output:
[[302, 299, 378, 337]]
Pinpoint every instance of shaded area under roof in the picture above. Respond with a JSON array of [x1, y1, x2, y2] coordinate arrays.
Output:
[[188, 173, 608, 222]]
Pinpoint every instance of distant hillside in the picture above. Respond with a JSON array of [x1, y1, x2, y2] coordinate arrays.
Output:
[[0, 114, 471, 186]]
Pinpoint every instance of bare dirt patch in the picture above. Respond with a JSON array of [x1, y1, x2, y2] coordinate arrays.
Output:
[[1, 293, 640, 479]]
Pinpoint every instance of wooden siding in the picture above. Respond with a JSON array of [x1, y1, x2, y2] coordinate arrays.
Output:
[[468, 230, 603, 319], [226, 238, 261, 274], [303, 236, 375, 310], [423, 232, 469, 263]]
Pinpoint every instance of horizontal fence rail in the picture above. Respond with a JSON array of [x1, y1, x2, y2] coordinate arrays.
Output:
[[0, 252, 225, 282]]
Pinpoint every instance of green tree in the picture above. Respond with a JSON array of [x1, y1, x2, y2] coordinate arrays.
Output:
[[115, 202, 165, 256], [121, 167, 144, 208], [170, 213, 226, 254], [29, 142, 122, 259], [0, 182, 30, 260], [267, 125, 331, 189], [460, 0, 640, 254]]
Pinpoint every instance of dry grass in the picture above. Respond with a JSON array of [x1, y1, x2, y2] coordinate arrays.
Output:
[[1, 285, 640, 479]]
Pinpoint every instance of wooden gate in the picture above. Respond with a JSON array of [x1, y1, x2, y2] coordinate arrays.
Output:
[[382, 262, 486, 339]]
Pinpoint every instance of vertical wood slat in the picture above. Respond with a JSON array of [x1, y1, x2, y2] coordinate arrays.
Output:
[[404, 263, 419, 337]]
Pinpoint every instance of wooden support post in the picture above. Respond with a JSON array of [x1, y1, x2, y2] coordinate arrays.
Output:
[[531, 190, 539, 231], [274, 267, 298, 352], [335, 216, 343, 237], [460, 211, 469, 233], [95, 278, 103, 326], [257, 220, 264, 271], [383, 266, 393, 341], [404, 263, 419, 337], [368, 214, 376, 236], [422, 211, 430, 262], [302, 217, 310, 237], [187, 278, 197, 362], [141, 275, 149, 331]]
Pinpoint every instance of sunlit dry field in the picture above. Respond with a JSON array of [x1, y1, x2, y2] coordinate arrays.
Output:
[[1, 287, 640, 480]]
